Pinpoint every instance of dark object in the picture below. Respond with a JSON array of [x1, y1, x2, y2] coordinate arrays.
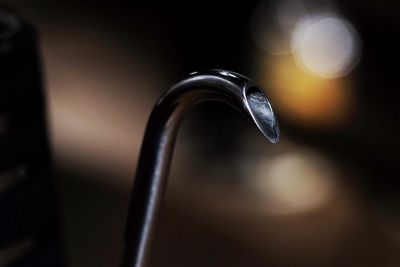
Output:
[[0, 121, 48, 169], [0, 169, 55, 247], [122, 70, 280, 267], [11, 237, 64, 267], [0, 6, 44, 110], [0, 6, 63, 267]]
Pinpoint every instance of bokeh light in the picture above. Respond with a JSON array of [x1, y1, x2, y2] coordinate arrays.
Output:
[[252, 147, 338, 214], [291, 15, 361, 78], [261, 55, 354, 129], [252, 0, 361, 129], [250, 0, 308, 55]]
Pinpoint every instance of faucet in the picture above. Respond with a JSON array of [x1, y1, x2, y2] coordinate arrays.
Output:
[[122, 69, 280, 267]]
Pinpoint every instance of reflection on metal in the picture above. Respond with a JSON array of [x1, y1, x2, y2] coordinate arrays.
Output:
[[122, 70, 280, 267]]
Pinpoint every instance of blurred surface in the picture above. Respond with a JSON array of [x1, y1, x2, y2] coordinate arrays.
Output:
[[0, 0, 399, 266], [0, 7, 64, 266]]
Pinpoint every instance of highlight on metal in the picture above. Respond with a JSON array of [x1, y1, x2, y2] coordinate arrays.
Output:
[[122, 69, 280, 267]]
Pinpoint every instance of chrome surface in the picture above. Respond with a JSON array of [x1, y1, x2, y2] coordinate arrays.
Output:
[[122, 69, 280, 267]]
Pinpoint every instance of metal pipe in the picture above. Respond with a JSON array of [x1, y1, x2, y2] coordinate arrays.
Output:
[[122, 69, 280, 267]]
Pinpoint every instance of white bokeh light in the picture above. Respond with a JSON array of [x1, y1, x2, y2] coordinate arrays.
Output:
[[250, 0, 308, 55], [253, 149, 337, 214], [291, 15, 361, 78]]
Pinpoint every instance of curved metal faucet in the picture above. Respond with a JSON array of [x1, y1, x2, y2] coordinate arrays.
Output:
[[122, 69, 280, 267]]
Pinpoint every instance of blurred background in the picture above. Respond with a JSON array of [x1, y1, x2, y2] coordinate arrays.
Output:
[[0, 0, 399, 266]]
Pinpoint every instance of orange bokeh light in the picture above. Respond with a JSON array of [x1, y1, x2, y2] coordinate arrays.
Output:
[[260, 55, 355, 129]]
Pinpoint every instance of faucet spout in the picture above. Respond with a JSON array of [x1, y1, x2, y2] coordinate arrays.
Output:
[[122, 69, 279, 267]]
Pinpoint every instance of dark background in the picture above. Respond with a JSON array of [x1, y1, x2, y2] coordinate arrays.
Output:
[[1, 0, 399, 266]]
